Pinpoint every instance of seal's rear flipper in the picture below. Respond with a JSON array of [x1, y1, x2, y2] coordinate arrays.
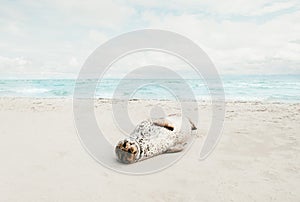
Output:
[[188, 119, 197, 130]]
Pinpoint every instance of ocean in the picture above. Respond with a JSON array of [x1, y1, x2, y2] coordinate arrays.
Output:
[[0, 75, 299, 102]]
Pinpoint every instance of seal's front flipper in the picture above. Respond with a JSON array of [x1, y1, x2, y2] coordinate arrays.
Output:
[[166, 144, 185, 153], [153, 119, 174, 131]]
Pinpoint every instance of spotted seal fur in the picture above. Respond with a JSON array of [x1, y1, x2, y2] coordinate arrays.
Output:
[[115, 114, 197, 164]]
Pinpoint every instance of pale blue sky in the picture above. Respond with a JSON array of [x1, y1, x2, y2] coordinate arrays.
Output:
[[0, 0, 300, 78]]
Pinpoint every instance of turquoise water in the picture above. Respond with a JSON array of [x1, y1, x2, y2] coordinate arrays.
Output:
[[0, 75, 299, 102]]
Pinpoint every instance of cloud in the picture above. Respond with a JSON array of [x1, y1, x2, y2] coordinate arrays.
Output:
[[45, 0, 136, 29], [0, 56, 31, 70], [68, 57, 80, 67], [0, 0, 299, 78], [139, 8, 300, 74], [88, 30, 109, 43], [250, 1, 298, 16], [126, 0, 297, 16]]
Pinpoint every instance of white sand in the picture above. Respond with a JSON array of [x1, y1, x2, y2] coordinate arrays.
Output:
[[0, 98, 299, 201]]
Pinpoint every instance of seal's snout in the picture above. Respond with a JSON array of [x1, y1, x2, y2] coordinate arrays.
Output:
[[115, 140, 138, 164]]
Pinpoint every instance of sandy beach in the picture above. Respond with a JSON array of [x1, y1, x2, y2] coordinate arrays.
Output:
[[0, 98, 299, 201]]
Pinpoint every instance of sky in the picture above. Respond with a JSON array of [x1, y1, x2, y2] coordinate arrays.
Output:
[[0, 0, 300, 78]]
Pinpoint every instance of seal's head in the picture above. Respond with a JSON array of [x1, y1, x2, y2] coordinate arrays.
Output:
[[115, 139, 140, 164]]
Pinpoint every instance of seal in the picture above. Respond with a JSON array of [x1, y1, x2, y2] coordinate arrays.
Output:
[[115, 114, 197, 164]]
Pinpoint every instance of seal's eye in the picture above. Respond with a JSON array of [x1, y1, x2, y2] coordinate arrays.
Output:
[[122, 141, 127, 148]]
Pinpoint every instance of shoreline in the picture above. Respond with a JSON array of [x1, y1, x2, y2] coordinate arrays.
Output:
[[1, 96, 300, 104]]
